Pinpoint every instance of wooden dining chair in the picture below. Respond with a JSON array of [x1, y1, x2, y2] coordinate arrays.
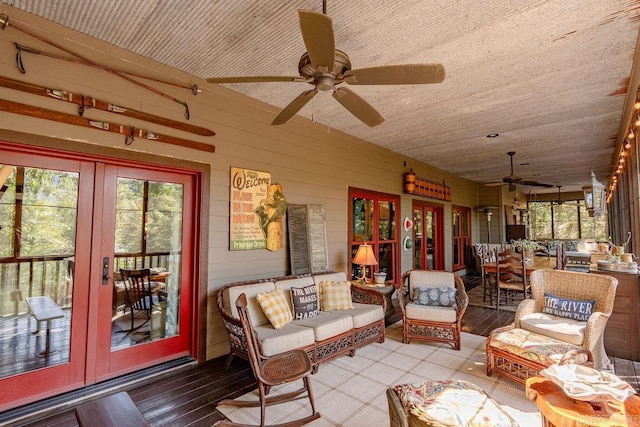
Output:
[[477, 244, 496, 303], [119, 268, 163, 335], [215, 293, 320, 427], [495, 255, 529, 311]]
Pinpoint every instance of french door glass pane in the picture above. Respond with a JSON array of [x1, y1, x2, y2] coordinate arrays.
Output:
[[352, 197, 374, 242], [0, 165, 77, 378], [413, 209, 422, 269], [111, 178, 183, 350], [378, 201, 396, 240]]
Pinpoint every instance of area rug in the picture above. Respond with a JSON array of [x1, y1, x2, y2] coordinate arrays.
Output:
[[466, 278, 521, 312], [217, 322, 540, 426]]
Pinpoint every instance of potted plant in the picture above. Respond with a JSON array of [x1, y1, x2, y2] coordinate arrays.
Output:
[[511, 239, 546, 264]]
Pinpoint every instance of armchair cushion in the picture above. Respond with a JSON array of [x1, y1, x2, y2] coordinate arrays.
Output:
[[519, 312, 586, 345], [405, 303, 457, 323], [413, 286, 457, 307], [542, 292, 595, 322]]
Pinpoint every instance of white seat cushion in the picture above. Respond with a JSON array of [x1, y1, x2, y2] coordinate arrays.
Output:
[[255, 322, 316, 357], [519, 312, 586, 345], [405, 302, 457, 323], [349, 302, 384, 328], [294, 311, 353, 341]]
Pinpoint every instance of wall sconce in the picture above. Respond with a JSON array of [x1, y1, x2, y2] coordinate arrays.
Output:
[[352, 243, 378, 284], [582, 171, 606, 217]]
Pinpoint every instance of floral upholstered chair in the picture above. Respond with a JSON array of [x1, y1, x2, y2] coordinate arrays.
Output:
[[515, 269, 618, 369], [398, 270, 468, 350]]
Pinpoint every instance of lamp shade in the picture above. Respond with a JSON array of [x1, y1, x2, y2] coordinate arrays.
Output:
[[582, 171, 606, 217], [352, 244, 378, 266]]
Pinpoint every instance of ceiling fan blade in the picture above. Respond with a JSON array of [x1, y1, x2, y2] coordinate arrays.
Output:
[[271, 89, 318, 125], [503, 175, 522, 183], [298, 10, 335, 72], [484, 182, 506, 187], [207, 76, 308, 84], [332, 87, 385, 127], [344, 64, 445, 85], [521, 181, 555, 188]]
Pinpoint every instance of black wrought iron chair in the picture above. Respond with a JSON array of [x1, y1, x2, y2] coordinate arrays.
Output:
[[215, 293, 320, 427]]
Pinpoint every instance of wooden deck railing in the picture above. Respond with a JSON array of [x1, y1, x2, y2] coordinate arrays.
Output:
[[0, 252, 171, 317]]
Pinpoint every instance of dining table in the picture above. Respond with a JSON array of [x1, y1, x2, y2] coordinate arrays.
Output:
[[482, 255, 557, 274]]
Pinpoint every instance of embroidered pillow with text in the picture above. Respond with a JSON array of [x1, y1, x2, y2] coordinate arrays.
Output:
[[542, 292, 595, 322], [291, 284, 319, 319]]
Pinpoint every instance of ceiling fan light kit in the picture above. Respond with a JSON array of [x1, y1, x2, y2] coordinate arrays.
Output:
[[206, 8, 445, 127]]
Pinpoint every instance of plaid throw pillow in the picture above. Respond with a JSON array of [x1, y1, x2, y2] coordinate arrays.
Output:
[[319, 281, 353, 311], [256, 289, 293, 329]]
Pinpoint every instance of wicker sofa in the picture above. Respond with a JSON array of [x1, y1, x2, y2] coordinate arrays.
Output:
[[217, 271, 386, 372]]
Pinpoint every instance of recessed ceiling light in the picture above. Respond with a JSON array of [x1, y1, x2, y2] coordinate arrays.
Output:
[[486, 133, 499, 138]]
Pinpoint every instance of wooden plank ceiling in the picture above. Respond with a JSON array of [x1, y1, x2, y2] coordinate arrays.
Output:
[[2, 0, 640, 193]]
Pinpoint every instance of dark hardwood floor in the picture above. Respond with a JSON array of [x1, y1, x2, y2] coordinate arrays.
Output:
[[2, 274, 639, 426]]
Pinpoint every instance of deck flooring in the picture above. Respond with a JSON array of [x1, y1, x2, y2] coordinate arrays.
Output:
[[2, 274, 639, 426]]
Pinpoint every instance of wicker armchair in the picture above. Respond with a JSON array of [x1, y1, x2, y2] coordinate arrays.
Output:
[[398, 270, 468, 350], [514, 269, 618, 369]]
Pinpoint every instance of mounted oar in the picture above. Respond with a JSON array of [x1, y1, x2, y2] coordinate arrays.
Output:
[[0, 98, 215, 153], [0, 75, 215, 136]]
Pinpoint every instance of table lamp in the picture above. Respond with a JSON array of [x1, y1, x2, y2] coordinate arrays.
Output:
[[352, 243, 378, 284]]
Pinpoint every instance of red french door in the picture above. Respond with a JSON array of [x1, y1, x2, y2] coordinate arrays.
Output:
[[91, 164, 194, 382], [412, 201, 444, 270], [0, 144, 197, 411]]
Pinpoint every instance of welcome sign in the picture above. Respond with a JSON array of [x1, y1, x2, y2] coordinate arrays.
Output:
[[229, 167, 271, 250]]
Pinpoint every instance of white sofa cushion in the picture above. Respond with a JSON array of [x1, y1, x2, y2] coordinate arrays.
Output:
[[255, 322, 316, 357], [275, 276, 316, 313], [294, 311, 354, 341], [226, 282, 276, 326], [350, 302, 384, 328], [405, 302, 457, 323], [519, 312, 586, 345], [313, 272, 348, 284]]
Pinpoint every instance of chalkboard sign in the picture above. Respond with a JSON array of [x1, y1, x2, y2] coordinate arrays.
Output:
[[287, 204, 328, 274]]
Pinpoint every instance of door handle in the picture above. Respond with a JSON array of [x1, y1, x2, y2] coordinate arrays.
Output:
[[102, 257, 110, 285]]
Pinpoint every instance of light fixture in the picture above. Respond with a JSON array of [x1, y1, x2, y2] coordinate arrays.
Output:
[[582, 171, 606, 217], [352, 243, 378, 284], [625, 139, 632, 149]]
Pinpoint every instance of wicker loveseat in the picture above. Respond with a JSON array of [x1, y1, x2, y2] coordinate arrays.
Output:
[[216, 271, 386, 373]]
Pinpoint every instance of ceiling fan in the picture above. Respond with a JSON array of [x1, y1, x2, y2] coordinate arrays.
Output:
[[206, 3, 445, 127], [485, 151, 554, 191]]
